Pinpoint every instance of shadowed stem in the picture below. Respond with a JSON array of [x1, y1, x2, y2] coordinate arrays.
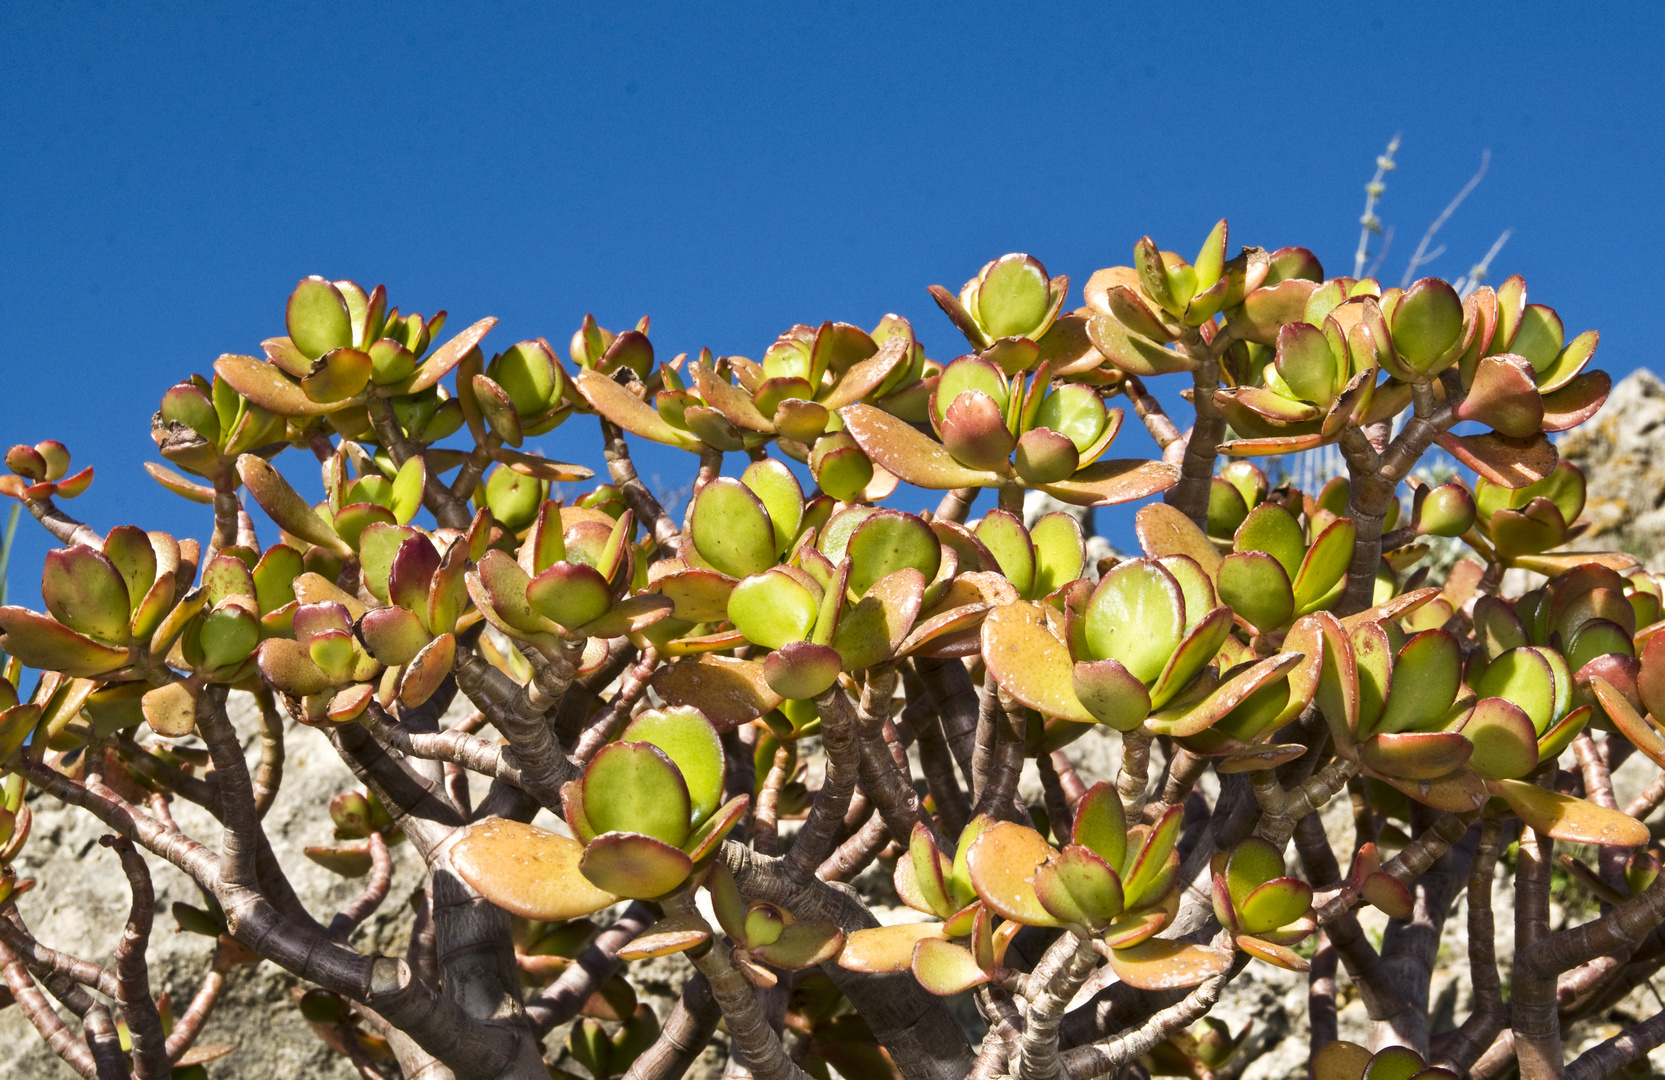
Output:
[[1316, 810, 1477, 924], [526, 904, 655, 1036], [722, 843, 976, 1080], [970, 689, 1026, 825], [451, 644, 579, 809], [1338, 383, 1451, 614], [1572, 731, 1628, 889], [1252, 757, 1359, 847], [1294, 812, 1342, 1052], [570, 645, 660, 766], [817, 810, 890, 882], [1435, 818, 1507, 1073], [365, 396, 472, 529], [784, 682, 861, 882], [329, 831, 393, 940], [856, 667, 948, 849], [622, 972, 720, 1080], [1565, 1007, 1665, 1080]]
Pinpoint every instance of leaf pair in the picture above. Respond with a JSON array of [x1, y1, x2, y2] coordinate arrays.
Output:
[[560, 707, 748, 900]]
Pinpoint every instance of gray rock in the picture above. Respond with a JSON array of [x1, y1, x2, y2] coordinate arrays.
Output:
[[0, 695, 427, 1079], [1558, 368, 1665, 568]]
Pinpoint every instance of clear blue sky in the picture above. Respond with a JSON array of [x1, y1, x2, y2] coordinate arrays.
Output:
[[2, 1, 1660, 597]]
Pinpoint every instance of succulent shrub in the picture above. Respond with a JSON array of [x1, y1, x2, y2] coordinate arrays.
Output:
[[0, 223, 1655, 1080]]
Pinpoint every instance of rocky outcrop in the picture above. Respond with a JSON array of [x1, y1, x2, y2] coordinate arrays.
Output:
[[1559, 368, 1665, 568], [0, 697, 424, 1079]]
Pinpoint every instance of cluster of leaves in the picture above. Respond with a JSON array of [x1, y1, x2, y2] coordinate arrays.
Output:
[[0, 225, 1655, 1080]]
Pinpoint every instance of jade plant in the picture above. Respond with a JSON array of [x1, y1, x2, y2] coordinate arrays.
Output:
[[0, 213, 1658, 1080]]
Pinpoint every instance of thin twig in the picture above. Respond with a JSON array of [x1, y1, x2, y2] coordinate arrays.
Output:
[[1355, 134, 1401, 278], [1401, 149, 1490, 287]]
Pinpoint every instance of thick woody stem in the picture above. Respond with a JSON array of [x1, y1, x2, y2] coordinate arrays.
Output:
[[1294, 812, 1342, 1052], [1513, 813, 1563, 1079], [1296, 811, 1401, 1042], [667, 897, 808, 1080], [408, 887, 439, 987], [569, 646, 659, 766], [622, 973, 720, 1080], [1143, 747, 1208, 825], [817, 810, 890, 882], [1253, 757, 1359, 847], [1057, 964, 1238, 1080], [1348, 775, 1377, 857], [754, 745, 791, 858], [1036, 752, 1073, 843], [934, 487, 979, 523], [83, 1002, 128, 1080], [445, 761, 472, 817], [330, 831, 393, 940], [1435, 818, 1507, 1073], [857, 668, 948, 849], [1165, 356, 1225, 530], [784, 681, 861, 883], [1339, 385, 1448, 614], [914, 656, 979, 784], [916, 708, 972, 839], [971, 668, 1002, 801], [365, 397, 472, 529], [1316, 810, 1477, 924], [328, 716, 464, 853], [0, 935, 98, 1078], [186, 692, 530, 1079], [1572, 731, 1628, 889], [721, 843, 975, 1080], [1015, 933, 1101, 1080], [20, 495, 102, 548], [1373, 803, 1475, 1055], [1565, 1008, 1665, 1080], [602, 421, 683, 555], [447, 444, 491, 507], [251, 686, 286, 820], [0, 912, 120, 998], [1116, 729, 1152, 821], [1523, 865, 1665, 982], [363, 704, 525, 790], [526, 904, 655, 1036], [452, 645, 578, 810], [102, 834, 169, 1079], [205, 481, 241, 563], [970, 689, 1026, 825]]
